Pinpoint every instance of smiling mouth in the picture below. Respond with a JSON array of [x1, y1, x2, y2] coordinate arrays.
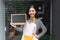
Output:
[[30, 14, 34, 15]]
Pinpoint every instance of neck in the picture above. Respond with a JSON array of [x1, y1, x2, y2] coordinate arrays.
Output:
[[30, 17, 36, 23], [30, 17, 35, 20]]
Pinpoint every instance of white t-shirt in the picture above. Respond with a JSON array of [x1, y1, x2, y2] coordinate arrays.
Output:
[[23, 22, 36, 35], [21, 22, 38, 40]]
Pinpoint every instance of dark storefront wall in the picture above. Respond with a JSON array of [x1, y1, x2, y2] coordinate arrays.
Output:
[[5, 0, 51, 40]]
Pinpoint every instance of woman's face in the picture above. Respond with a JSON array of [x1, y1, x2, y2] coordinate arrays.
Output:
[[29, 7, 36, 18]]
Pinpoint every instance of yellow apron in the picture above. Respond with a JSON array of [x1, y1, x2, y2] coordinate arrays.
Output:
[[24, 35, 33, 40], [22, 18, 38, 40]]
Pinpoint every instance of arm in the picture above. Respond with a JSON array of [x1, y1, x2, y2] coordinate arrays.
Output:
[[37, 19, 47, 38], [10, 22, 23, 32], [15, 25, 23, 32]]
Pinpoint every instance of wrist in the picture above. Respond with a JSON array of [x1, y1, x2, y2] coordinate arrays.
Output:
[[34, 34, 39, 38]]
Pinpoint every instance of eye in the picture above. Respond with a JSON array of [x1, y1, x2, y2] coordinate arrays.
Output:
[[29, 10, 31, 12]]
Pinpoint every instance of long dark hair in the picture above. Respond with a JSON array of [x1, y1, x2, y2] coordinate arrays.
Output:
[[26, 4, 38, 20]]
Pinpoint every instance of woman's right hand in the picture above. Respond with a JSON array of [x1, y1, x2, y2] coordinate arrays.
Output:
[[10, 22, 16, 28]]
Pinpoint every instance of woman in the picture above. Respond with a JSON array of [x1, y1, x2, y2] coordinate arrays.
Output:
[[10, 5, 47, 40]]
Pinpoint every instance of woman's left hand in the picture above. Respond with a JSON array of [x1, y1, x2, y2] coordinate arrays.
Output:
[[32, 33, 39, 38], [34, 34, 39, 38]]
